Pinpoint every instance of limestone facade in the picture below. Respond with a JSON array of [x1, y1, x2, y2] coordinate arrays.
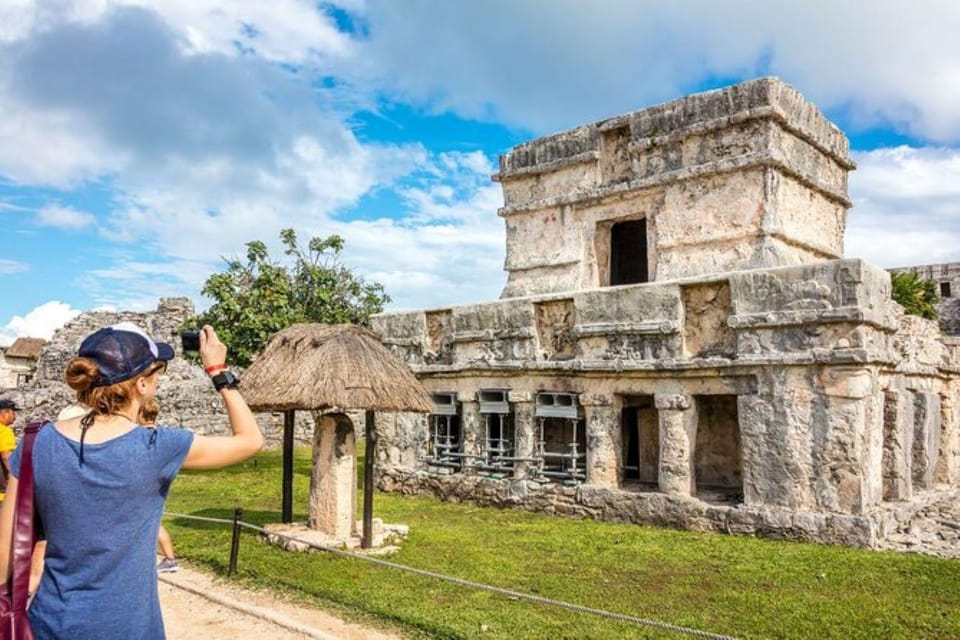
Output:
[[371, 78, 960, 549]]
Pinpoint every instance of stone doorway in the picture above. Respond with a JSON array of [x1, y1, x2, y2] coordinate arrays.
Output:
[[620, 395, 658, 490], [693, 395, 743, 504]]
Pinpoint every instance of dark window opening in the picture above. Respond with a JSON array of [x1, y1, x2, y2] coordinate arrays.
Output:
[[536, 417, 586, 484], [481, 412, 515, 477], [693, 395, 743, 504], [620, 395, 658, 491], [428, 414, 462, 473], [428, 392, 462, 474], [609, 219, 648, 286], [941, 281, 952, 298]]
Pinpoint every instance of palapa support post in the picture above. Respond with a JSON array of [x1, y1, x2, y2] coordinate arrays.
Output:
[[362, 408, 376, 549], [282, 409, 295, 523]]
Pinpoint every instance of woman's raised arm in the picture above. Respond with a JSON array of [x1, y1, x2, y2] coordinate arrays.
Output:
[[182, 326, 263, 469]]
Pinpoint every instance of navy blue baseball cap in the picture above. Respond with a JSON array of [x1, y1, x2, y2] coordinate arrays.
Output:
[[0, 399, 17, 410], [79, 322, 174, 387]]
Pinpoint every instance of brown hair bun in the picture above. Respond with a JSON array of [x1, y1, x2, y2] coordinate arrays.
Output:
[[64, 357, 101, 392]]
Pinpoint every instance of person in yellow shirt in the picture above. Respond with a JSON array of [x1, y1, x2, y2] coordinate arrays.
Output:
[[0, 398, 18, 501]]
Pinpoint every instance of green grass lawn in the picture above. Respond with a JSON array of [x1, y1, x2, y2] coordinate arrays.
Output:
[[164, 447, 960, 640]]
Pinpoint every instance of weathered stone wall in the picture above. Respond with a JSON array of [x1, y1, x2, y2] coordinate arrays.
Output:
[[495, 78, 855, 298], [376, 258, 899, 373], [9, 298, 313, 447], [372, 254, 959, 546], [377, 468, 879, 548]]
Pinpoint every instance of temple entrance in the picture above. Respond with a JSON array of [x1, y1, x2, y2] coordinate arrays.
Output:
[[693, 395, 743, 504], [620, 395, 658, 491]]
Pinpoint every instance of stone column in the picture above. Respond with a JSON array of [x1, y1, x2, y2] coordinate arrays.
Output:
[[310, 413, 356, 540], [882, 389, 914, 501], [656, 394, 696, 497], [937, 387, 959, 484], [509, 392, 535, 479], [817, 367, 878, 513], [458, 392, 482, 475], [582, 393, 619, 488], [911, 391, 940, 491]]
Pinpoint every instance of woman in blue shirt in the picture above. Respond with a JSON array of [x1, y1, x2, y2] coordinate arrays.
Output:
[[0, 322, 263, 639]]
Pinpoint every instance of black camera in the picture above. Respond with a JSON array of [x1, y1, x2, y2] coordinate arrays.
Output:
[[180, 330, 201, 352]]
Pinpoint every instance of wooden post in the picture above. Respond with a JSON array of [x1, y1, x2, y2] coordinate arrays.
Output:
[[228, 507, 243, 576], [282, 409, 295, 523], [362, 409, 376, 549]]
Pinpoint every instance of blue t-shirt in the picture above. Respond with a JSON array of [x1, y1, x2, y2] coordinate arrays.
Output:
[[11, 423, 194, 640]]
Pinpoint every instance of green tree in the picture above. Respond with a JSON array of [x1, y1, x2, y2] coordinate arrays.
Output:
[[891, 271, 939, 320], [190, 229, 390, 366]]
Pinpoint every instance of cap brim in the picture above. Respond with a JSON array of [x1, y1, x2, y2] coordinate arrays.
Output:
[[156, 342, 175, 361]]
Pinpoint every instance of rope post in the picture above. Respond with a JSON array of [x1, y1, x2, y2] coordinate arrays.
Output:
[[282, 409, 295, 523], [228, 507, 243, 576], [362, 409, 376, 549]]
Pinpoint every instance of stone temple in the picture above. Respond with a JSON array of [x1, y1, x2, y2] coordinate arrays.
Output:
[[371, 78, 960, 549]]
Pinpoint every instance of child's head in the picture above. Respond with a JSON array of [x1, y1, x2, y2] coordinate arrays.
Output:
[[139, 399, 160, 425]]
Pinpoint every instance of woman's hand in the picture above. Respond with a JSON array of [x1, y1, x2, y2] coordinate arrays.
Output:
[[198, 325, 227, 370]]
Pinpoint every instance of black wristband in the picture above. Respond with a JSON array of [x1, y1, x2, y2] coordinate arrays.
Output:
[[211, 370, 240, 392]]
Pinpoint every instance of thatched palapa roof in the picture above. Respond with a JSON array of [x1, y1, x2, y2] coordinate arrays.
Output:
[[241, 323, 433, 413], [5, 337, 46, 359]]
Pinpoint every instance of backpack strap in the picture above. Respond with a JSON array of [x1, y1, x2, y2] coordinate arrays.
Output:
[[10, 421, 44, 612]]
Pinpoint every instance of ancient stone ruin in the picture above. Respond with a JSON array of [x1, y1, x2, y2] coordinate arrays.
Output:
[[371, 77, 960, 551]]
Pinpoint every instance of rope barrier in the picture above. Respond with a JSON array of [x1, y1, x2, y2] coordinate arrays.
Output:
[[164, 510, 739, 640]]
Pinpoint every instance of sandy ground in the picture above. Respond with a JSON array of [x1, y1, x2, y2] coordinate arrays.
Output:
[[159, 562, 404, 640]]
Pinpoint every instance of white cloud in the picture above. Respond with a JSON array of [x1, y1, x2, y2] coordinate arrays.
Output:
[[0, 259, 28, 275], [97, 149, 506, 315], [0, 3, 429, 303], [335, 151, 507, 311], [847, 146, 960, 267], [36, 204, 95, 229], [0, 300, 81, 346], [0, 0, 353, 63], [348, 1, 960, 142]]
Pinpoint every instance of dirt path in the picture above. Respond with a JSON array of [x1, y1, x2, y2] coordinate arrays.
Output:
[[159, 562, 404, 640]]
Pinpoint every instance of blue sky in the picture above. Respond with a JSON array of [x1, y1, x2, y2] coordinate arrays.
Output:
[[1, 1, 959, 345]]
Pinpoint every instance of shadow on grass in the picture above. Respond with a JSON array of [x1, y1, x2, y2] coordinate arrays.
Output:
[[165, 507, 310, 530]]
